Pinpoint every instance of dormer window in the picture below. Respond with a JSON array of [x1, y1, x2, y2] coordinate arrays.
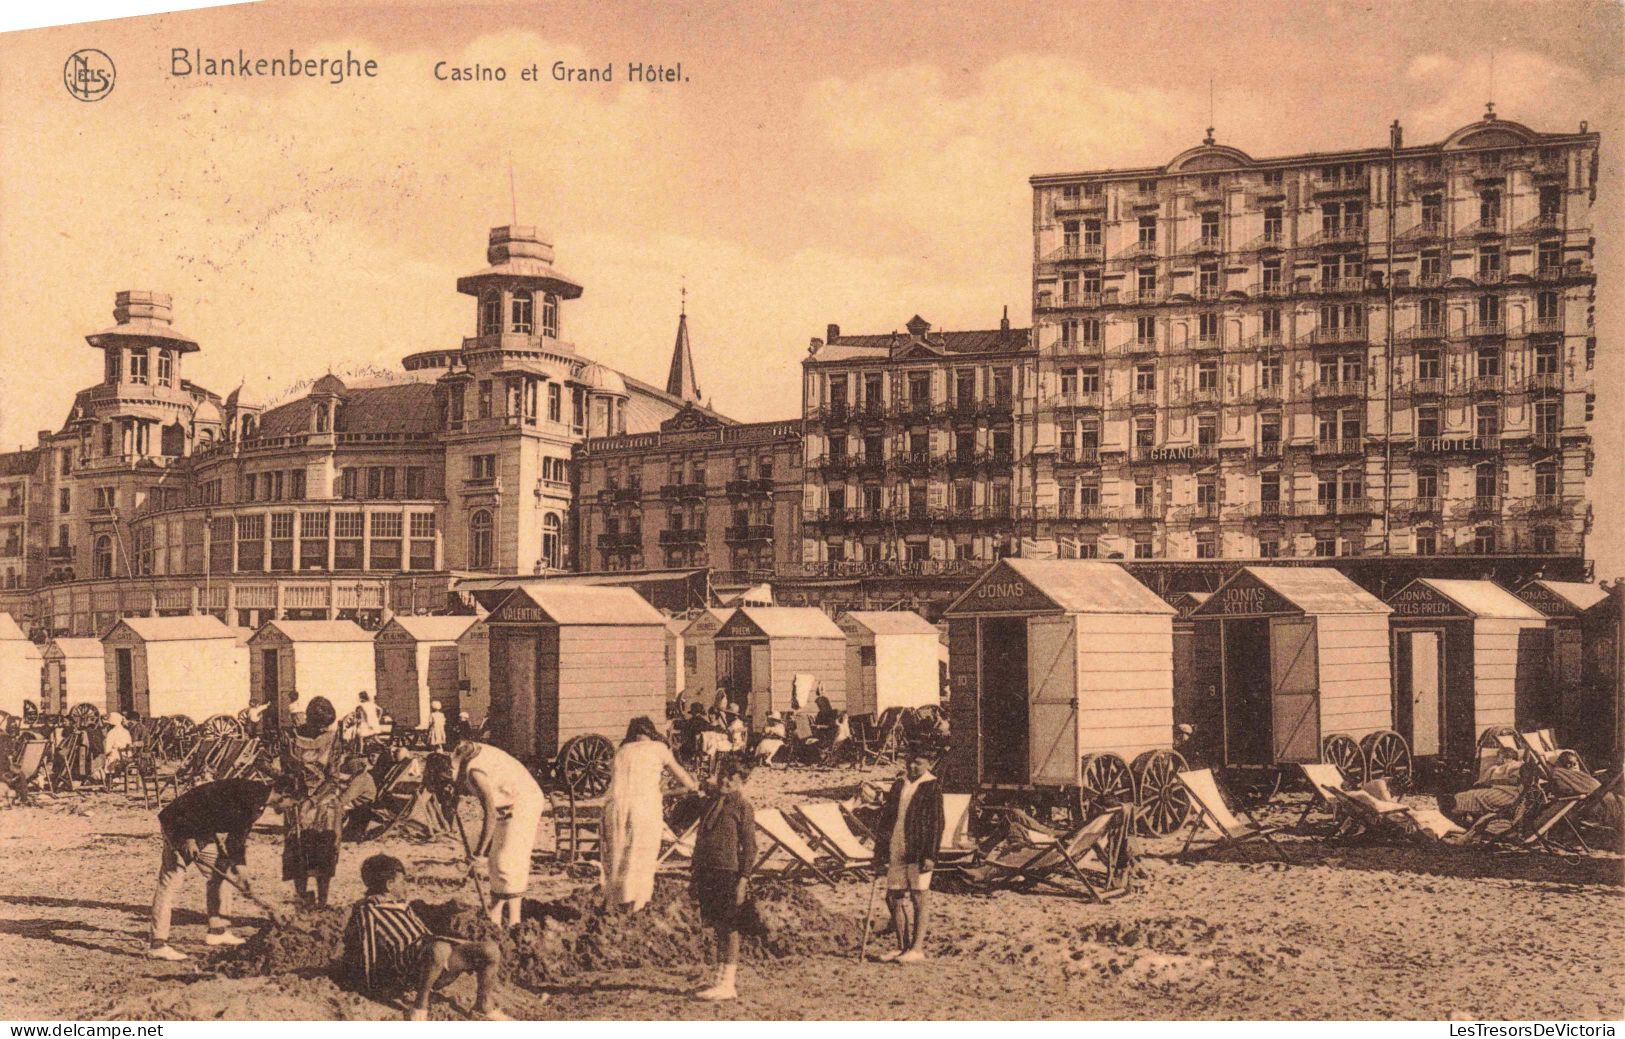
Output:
[[511, 289, 534, 334], [128, 348, 149, 385], [157, 349, 173, 387], [479, 291, 501, 335], [105, 350, 120, 384], [315, 403, 330, 433], [542, 293, 559, 338]]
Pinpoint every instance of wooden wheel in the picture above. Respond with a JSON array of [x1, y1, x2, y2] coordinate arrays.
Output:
[[68, 702, 100, 728], [1361, 729, 1413, 792], [1077, 752, 1136, 815], [1321, 733, 1365, 785], [167, 715, 198, 760], [202, 714, 243, 738], [556, 733, 614, 798], [1131, 749, 1191, 836]]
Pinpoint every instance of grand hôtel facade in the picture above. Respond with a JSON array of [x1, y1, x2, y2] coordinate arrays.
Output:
[[0, 226, 803, 637], [801, 111, 1598, 572]]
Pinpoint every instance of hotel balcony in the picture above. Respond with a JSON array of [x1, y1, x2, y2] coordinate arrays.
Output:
[[1190, 333, 1223, 352], [1311, 379, 1366, 402], [1051, 392, 1104, 412], [1053, 447, 1101, 467], [1461, 319, 1507, 340], [1052, 193, 1105, 217], [891, 398, 937, 422], [1249, 281, 1289, 300], [1404, 377, 1444, 398], [1052, 336, 1105, 356], [1307, 325, 1368, 346], [597, 531, 643, 549], [1312, 439, 1364, 458], [1524, 314, 1566, 336], [811, 455, 854, 478], [46, 545, 74, 561], [1303, 224, 1368, 248], [723, 524, 774, 544], [1176, 501, 1223, 522], [658, 528, 705, 546], [1312, 275, 1369, 294], [1045, 241, 1107, 263], [1463, 375, 1504, 396], [1397, 322, 1446, 342], [1464, 496, 1504, 518], [725, 477, 776, 498], [888, 452, 941, 477], [1402, 497, 1444, 518], [817, 403, 851, 427], [855, 400, 888, 425], [658, 482, 707, 502], [1040, 292, 1104, 311], [1041, 503, 1108, 522], [1311, 171, 1369, 195], [1247, 500, 1288, 520]]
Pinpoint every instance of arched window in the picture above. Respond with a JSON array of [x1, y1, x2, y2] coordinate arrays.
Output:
[[469, 510, 494, 569], [479, 291, 502, 336], [94, 535, 113, 579], [542, 294, 558, 338], [542, 513, 561, 570], [511, 290, 534, 334]]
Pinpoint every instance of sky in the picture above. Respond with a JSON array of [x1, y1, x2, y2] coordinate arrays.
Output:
[[1, 0, 1621, 574]]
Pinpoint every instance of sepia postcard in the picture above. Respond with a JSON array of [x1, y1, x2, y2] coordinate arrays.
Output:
[[0, 0, 1621, 1026]]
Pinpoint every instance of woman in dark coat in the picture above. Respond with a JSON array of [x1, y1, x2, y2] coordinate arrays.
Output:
[[282, 695, 343, 906]]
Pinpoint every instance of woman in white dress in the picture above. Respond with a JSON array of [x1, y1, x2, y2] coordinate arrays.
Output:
[[600, 716, 700, 912], [450, 740, 546, 927]]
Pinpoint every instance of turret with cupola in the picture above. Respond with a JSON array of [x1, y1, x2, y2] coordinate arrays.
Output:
[[80, 290, 205, 465]]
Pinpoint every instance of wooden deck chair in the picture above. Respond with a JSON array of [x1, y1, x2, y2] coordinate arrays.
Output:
[[1177, 768, 1283, 860], [753, 807, 836, 884], [6, 740, 48, 803], [203, 737, 246, 781], [222, 738, 263, 779], [1295, 761, 1356, 831], [131, 748, 179, 808], [966, 807, 1131, 902], [548, 789, 603, 863], [793, 801, 873, 877], [936, 792, 979, 869], [1324, 786, 1466, 844], [657, 819, 699, 867]]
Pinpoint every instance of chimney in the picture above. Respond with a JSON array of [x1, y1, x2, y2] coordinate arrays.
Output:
[[1000, 305, 1010, 332], [826, 323, 840, 342], [1390, 119, 1402, 151]]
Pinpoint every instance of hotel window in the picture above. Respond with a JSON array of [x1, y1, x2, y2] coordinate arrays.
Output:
[[1263, 208, 1283, 241], [370, 512, 403, 571], [1083, 219, 1102, 247], [1138, 179, 1157, 194], [1197, 360, 1218, 390], [862, 484, 883, 514], [1416, 405, 1440, 440], [59, 488, 70, 514], [448, 387, 465, 430], [1314, 537, 1336, 558], [1080, 318, 1101, 344], [404, 467, 426, 498], [1260, 413, 1281, 447], [300, 512, 329, 570], [954, 430, 976, 460], [477, 381, 493, 419], [95, 486, 116, 511], [269, 512, 294, 572], [157, 350, 173, 387], [1341, 409, 1362, 442], [1535, 460, 1558, 499], [1538, 241, 1561, 274], [1133, 417, 1155, 451], [1134, 477, 1153, 508], [1137, 216, 1156, 246], [1473, 526, 1497, 554], [1416, 349, 1441, 382], [1136, 315, 1156, 343], [1416, 466, 1438, 501], [1475, 463, 1498, 501], [1535, 400, 1560, 437], [1134, 364, 1155, 393], [1197, 414, 1217, 447], [1479, 188, 1501, 224], [235, 514, 265, 573], [992, 368, 1013, 405], [1080, 366, 1101, 394], [1082, 269, 1102, 295], [1198, 264, 1219, 296], [1420, 250, 1442, 282], [509, 290, 533, 334], [547, 383, 562, 423], [1537, 291, 1560, 322], [479, 292, 501, 335], [1196, 476, 1217, 507], [992, 429, 1014, 461], [1477, 247, 1501, 279], [1421, 194, 1442, 229], [1532, 527, 1557, 553], [1060, 184, 1080, 203], [1057, 482, 1074, 517], [861, 372, 883, 406], [1539, 185, 1562, 218], [1260, 471, 1280, 504], [542, 294, 558, 338], [1258, 538, 1280, 558], [573, 387, 586, 431], [1195, 530, 1217, 559], [1061, 273, 1078, 303], [1198, 313, 1219, 343], [1079, 421, 1099, 454], [1260, 352, 1281, 389], [1200, 211, 1219, 241], [466, 510, 493, 569], [1263, 170, 1283, 187], [1262, 259, 1281, 292], [1476, 345, 1501, 380], [333, 511, 365, 570], [906, 371, 929, 404], [1080, 482, 1100, 506], [1058, 320, 1076, 348], [1475, 403, 1500, 439], [105, 350, 120, 383], [953, 483, 973, 510], [1340, 471, 1363, 502], [209, 517, 232, 574], [94, 535, 114, 578], [1414, 529, 1436, 556], [410, 517, 436, 569], [128, 349, 149, 385], [1418, 297, 1443, 331], [1059, 368, 1077, 397], [290, 470, 306, 499], [1475, 295, 1501, 328], [1133, 534, 1153, 559], [471, 454, 496, 481], [1062, 220, 1079, 250]]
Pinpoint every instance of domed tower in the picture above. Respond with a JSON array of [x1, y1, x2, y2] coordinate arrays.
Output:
[[82, 291, 200, 462], [442, 226, 589, 577], [223, 382, 263, 441], [576, 362, 629, 437]]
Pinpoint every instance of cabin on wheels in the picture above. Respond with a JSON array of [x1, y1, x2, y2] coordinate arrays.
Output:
[[374, 615, 480, 728], [1387, 578, 1548, 776], [836, 611, 941, 720], [43, 638, 104, 714], [711, 607, 847, 727], [100, 615, 249, 722], [0, 612, 41, 716], [663, 617, 687, 703], [455, 619, 491, 727], [1188, 567, 1400, 787], [941, 559, 1192, 834], [680, 608, 734, 707], [248, 620, 377, 725], [484, 585, 668, 764]]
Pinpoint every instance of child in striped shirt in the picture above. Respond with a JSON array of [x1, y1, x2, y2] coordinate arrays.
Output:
[[341, 854, 509, 1020]]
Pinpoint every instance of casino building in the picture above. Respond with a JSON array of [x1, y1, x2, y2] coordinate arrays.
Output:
[[0, 226, 736, 636]]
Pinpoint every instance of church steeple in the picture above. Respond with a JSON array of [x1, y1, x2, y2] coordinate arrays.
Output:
[[665, 294, 702, 403]]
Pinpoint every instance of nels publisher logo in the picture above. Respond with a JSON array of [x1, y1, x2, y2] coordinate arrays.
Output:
[[65, 49, 116, 101]]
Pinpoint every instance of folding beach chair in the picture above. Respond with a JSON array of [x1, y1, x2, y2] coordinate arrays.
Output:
[[1177, 768, 1284, 860], [965, 806, 1132, 902], [130, 747, 179, 808], [794, 801, 873, 878], [1295, 761, 1357, 831], [5, 740, 48, 804], [856, 708, 906, 767], [936, 792, 979, 869], [657, 818, 699, 867], [1317, 786, 1459, 844], [754, 807, 837, 884]]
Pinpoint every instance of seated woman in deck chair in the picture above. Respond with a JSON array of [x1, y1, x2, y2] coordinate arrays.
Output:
[[1439, 748, 1529, 828]]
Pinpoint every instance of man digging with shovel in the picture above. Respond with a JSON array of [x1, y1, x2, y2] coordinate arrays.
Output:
[[147, 774, 298, 961]]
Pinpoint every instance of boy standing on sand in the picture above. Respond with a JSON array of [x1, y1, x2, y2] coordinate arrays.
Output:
[[873, 754, 944, 964], [689, 758, 756, 1001], [340, 853, 513, 1020]]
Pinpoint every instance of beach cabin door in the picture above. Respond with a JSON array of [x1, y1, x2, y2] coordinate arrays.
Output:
[[978, 617, 1028, 784], [1269, 617, 1319, 763], [1396, 630, 1443, 757], [115, 649, 134, 714], [1027, 617, 1077, 787]]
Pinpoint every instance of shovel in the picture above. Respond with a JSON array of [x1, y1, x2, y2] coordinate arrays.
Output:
[[188, 844, 291, 927], [857, 871, 882, 962], [452, 809, 490, 911]]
